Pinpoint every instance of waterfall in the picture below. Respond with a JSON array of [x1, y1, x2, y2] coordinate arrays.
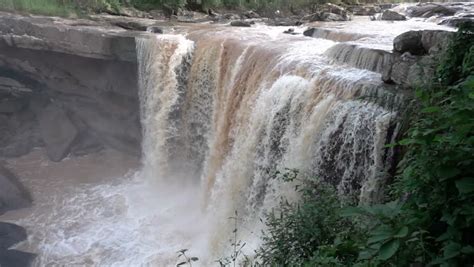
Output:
[[325, 43, 393, 73], [136, 28, 402, 263]]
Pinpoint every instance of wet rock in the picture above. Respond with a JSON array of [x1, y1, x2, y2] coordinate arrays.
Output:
[[0, 98, 26, 114], [0, 165, 32, 215], [0, 249, 36, 267], [0, 222, 27, 249], [146, 26, 163, 34], [267, 18, 302, 26], [439, 14, 474, 27], [406, 3, 456, 18], [393, 31, 425, 55], [303, 28, 316, 37], [230, 20, 251, 27], [283, 28, 298, 35], [349, 6, 381, 16], [381, 10, 406, 21], [177, 11, 211, 23], [112, 21, 148, 31], [303, 11, 351, 22], [223, 13, 240, 20], [242, 10, 260, 19], [38, 103, 78, 162]]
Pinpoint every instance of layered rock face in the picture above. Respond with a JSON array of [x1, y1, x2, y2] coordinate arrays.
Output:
[[383, 30, 454, 87], [0, 12, 143, 162]]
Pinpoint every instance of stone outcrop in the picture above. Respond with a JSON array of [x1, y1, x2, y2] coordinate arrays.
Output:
[[0, 12, 143, 160], [383, 30, 455, 88], [0, 11, 144, 62], [0, 164, 31, 214]]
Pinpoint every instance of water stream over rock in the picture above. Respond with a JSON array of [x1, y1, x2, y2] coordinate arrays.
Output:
[[0, 18, 456, 266]]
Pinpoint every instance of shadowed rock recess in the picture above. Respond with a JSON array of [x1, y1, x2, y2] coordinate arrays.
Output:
[[0, 12, 143, 162]]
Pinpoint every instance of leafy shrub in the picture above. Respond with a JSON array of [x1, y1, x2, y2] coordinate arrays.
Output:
[[256, 171, 361, 266]]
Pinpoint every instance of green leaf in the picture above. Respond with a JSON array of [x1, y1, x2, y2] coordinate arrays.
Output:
[[455, 177, 474, 194], [378, 239, 400, 261], [422, 106, 441, 113], [461, 246, 474, 254], [438, 167, 461, 181], [368, 233, 392, 245], [443, 242, 462, 260], [394, 226, 409, 238], [340, 206, 364, 217]]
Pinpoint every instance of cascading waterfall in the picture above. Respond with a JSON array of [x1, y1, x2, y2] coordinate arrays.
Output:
[[325, 43, 393, 73], [136, 27, 402, 263]]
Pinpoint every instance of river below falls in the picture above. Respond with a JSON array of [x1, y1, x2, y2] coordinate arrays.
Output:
[[0, 16, 457, 266]]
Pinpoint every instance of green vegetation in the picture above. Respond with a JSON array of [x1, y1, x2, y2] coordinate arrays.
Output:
[[0, 0, 362, 17], [253, 23, 474, 266]]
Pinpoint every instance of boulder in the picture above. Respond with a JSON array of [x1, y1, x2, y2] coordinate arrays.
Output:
[[0, 165, 31, 215], [147, 26, 163, 34], [283, 28, 298, 35], [38, 104, 79, 162], [0, 222, 27, 249], [421, 30, 455, 54], [0, 249, 36, 267], [381, 10, 406, 21], [230, 20, 251, 27], [393, 31, 425, 55]]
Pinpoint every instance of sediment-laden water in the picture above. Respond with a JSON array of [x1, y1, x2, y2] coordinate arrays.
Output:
[[2, 18, 453, 266]]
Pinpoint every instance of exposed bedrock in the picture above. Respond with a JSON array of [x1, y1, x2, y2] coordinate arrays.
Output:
[[383, 30, 454, 87], [304, 26, 454, 88], [0, 12, 143, 161]]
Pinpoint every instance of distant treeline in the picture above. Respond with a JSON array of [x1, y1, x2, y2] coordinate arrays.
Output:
[[0, 0, 384, 16]]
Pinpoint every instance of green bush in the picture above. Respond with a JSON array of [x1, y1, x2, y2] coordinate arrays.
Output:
[[256, 171, 362, 266]]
